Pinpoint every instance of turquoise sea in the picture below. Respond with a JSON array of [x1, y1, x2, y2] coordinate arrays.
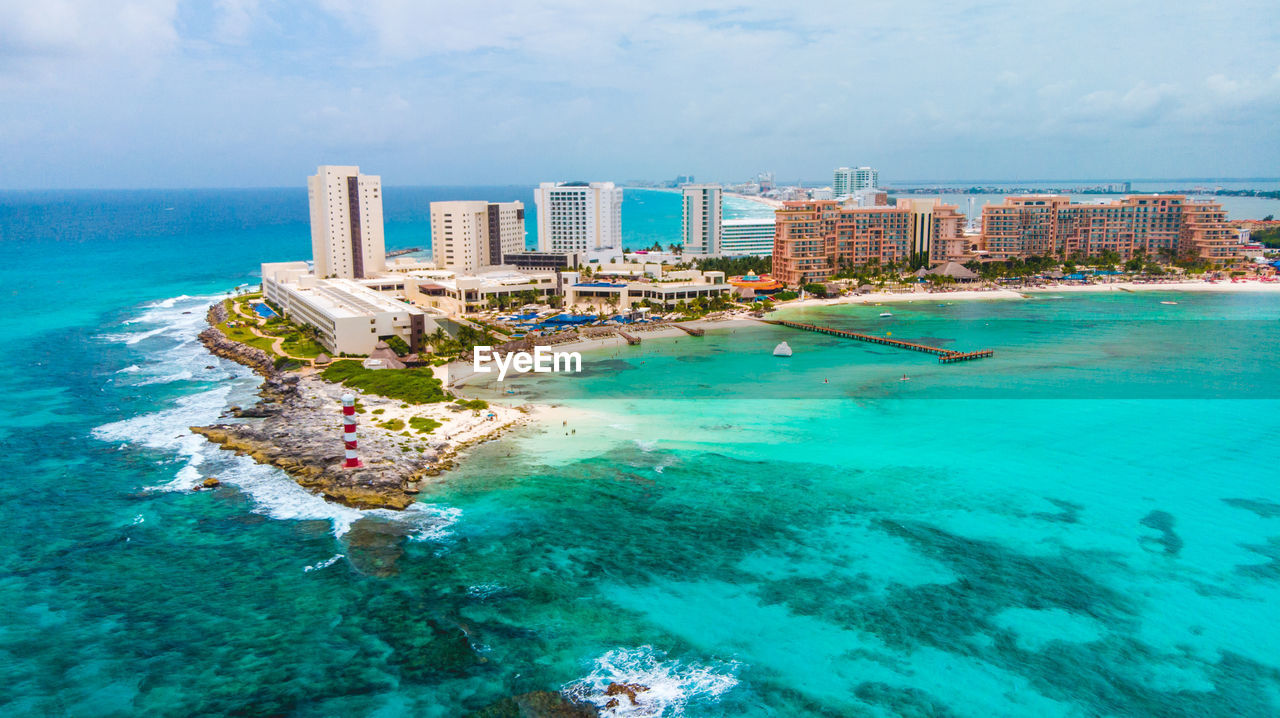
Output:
[[2, 189, 1279, 716]]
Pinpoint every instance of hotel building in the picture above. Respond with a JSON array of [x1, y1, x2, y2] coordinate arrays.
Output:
[[261, 262, 433, 355], [564, 270, 731, 310], [773, 198, 965, 285], [430, 200, 525, 273], [307, 165, 385, 279], [720, 218, 777, 256], [832, 167, 878, 198], [681, 184, 723, 256], [980, 195, 1239, 264], [534, 181, 623, 257]]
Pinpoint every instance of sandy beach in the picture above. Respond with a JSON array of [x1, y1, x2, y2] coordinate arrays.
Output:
[[725, 191, 784, 209]]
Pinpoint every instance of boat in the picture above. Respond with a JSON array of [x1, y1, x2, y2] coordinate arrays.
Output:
[[1160, 301, 1179, 305], [879, 312, 893, 318], [899, 374, 910, 382], [773, 341, 792, 357]]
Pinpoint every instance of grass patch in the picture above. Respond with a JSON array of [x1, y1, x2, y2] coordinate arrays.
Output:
[[321, 361, 448, 404], [217, 315, 277, 354], [455, 398, 489, 411], [281, 332, 325, 358], [371, 408, 385, 415], [408, 417, 442, 434], [380, 418, 405, 431]]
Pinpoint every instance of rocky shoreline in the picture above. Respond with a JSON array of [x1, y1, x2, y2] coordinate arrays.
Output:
[[197, 301, 275, 376], [189, 301, 528, 510]]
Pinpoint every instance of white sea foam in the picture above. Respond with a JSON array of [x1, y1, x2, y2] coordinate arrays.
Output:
[[466, 583, 506, 600], [634, 439, 659, 453], [565, 646, 740, 717], [304, 554, 344, 572]]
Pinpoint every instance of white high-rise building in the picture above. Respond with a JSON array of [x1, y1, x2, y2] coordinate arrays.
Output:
[[534, 181, 623, 255], [720, 218, 776, 257], [681, 184, 722, 256], [832, 166, 879, 198], [430, 201, 526, 273], [307, 165, 386, 279]]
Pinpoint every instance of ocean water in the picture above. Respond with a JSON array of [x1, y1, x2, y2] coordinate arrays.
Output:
[[2, 190, 1279, 716]]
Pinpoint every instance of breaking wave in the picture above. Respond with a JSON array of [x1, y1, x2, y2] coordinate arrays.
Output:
[[565, 646, 739, 717]]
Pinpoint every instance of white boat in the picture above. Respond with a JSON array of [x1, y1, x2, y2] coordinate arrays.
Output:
[[773, 341, 792, 357], [1160, 301, 1178, 305], [879, 312, 893, 317]]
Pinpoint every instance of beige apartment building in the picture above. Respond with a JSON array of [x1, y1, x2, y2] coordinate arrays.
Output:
[[307, 165, 386, 279], [430, 201, 526, 273]]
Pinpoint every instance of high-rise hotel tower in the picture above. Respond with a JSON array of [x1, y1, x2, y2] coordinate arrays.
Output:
[[307, 165, 386, 279], [681, 184, 723, 256], [429, 201, 526, 273], [534, 181, 623, 254]]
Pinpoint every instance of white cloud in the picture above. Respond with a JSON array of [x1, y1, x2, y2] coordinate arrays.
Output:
[[213, 0, 263, 45], [0, 0, 178, 83]]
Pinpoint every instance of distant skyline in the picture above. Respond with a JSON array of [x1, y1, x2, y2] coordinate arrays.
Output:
[[2, 1, 1278, 189]]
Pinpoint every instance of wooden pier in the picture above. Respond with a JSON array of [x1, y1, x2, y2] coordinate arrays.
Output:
[[764, 320, 993, 364], [939, 349, 994, 364], [672, 323, 705, 336], [616, 330, 642, 345]]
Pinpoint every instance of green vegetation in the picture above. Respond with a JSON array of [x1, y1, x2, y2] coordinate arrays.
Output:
[[488, 289, 545, 311], [408, 417, 442, 434], [272, 356, 303, 371], [321, 361, 449, 404], [802, 282, 830, 297], [217, 306, 276, 353], [371, 408, 385, 415], [280, 331, 325, 358], [455, 398, 489, 411], [696, 255, 771, 276], [669, 293, 737, 319], [774, 291, 799, 301], [1253, 225, 1280, 248], [383, 335, 410, 356], [427, 325, 499, 358], [379, 418, 405, 431]]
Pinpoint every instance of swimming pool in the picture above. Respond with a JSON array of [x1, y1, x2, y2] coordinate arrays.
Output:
[[252, 303, 277, 318]]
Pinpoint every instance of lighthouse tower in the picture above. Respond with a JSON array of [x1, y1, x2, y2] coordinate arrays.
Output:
[[341, 394, 361, 468]]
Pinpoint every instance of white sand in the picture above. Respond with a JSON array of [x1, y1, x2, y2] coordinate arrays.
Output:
[[1023, 280, 1280, 294]]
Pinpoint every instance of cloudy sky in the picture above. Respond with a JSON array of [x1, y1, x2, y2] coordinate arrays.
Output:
[[2, 0, 1278, 188]]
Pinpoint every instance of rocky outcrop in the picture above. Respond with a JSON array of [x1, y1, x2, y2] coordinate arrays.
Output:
[[191, 301, 519, 511], [191, 419, 431, 510], [603, 683, 649, 709], [206, 301, 228, 325], [199, 326, 275, 377]]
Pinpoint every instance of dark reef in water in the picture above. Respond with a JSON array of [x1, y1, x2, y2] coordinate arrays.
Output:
[[1222, 497, 1280, 519], [1139, 510, 1183, 556]]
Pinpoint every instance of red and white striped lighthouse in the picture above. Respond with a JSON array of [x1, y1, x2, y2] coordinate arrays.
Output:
[[342, 393, 361, 468]]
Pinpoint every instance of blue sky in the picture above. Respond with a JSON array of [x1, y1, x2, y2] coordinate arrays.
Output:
[[1, 0, 1278, 189]]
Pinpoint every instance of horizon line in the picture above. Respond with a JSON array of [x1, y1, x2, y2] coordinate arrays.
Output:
[[2, 176, 1279, 193]]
